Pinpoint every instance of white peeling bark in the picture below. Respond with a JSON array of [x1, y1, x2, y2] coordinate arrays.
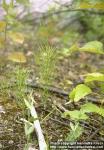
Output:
[[30, 106, 47, 150]]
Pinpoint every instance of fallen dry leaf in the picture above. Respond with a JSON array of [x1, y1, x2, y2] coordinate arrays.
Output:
[[8, 32, 25, 44], [0, 21, 6, 32], [8, 52, 27, 63]]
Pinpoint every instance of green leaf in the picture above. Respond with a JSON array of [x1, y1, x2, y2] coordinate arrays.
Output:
[[63, 110, 89, 120], [26, 125, 34, 136], [70, 122, 75, 131], [80, 102, 99, 113], [69, 84, 92, 102], [66, 123, 83, 141], [81, 102, 104, 117], [99, 129, 104, 136], [24, 99, 32, 110], [84, 72, 104, 83], [61, 48, 71, 56], [69, 43, 79, 54], [98, 107, 104, 117], [69, 88, 76, 101], [24, 122, 34, 136], [79, 41, 104, 54]]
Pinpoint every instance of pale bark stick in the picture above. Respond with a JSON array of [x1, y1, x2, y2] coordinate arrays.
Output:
[[30, 106, 47, 150], [24, 95, 47, 150]]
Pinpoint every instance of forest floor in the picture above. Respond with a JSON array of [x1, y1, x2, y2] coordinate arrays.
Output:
[[0, 46, 104, 149]]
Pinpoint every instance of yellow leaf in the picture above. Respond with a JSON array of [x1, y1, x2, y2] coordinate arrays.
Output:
[[8, 32, 25, 44], [0, 37, 5, 48], [94, 3, 104, 10], [8, 52, 26, 63], [79, 2, 91, 9], [0, 21, 6, 32]]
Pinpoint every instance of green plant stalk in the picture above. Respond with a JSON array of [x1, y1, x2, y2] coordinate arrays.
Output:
[[41, 108, 55, 123], [35, 44, 58, 102]]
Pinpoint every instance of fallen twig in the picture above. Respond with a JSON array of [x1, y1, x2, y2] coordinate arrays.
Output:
[[27, 83, 102, 104], [85, 126, 104, 141], [27, 83, 68, 97], [1, 82, 102, 104]]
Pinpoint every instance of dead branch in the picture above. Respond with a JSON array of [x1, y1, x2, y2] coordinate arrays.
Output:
[[0, 82, 102, 104], [27, 83, 102, 104], [24, 95, 47, 150]]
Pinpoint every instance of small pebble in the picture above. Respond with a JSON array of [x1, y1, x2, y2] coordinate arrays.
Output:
[[0, 106, 5, 114], [8, 140, 14, 144]]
